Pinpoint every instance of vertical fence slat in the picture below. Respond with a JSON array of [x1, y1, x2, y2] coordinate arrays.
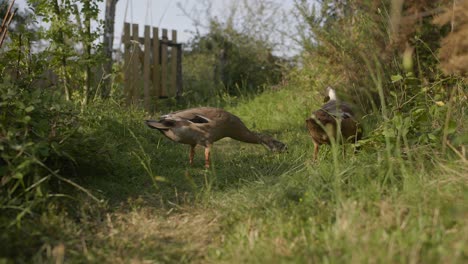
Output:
[[152, 27, 160, 103], [123, 22, 132, 105], [143, 25, 151, 111], [176, 44, 183, 98], [170, 30, 177, 97], [160, 28, 168, 98], [131, 23, 140, 104]]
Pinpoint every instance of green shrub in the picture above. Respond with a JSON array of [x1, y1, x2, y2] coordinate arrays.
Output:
[[183, 20, 285, 100], [0, 80, 78, 223]]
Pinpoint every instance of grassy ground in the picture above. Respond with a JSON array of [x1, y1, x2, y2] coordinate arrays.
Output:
[[2, 86, 467, 263]]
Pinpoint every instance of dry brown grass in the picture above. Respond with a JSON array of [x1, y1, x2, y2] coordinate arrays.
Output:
[[434, 0, 468, 78], [95, 207, 220, 263], [62, 201, 222, 263]]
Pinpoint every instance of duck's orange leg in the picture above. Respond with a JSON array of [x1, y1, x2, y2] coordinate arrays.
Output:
[[204, 145, 211, 168], [313, 142, 319, 161], [189, 145, 196, 166]]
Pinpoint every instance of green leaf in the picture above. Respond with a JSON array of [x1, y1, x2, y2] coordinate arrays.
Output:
[[13, 172, 24, 180], [25, 106, 35, 113], [382, 129, 396, 138], [451, 132, 468, 146], [447, 121, 457, 134], [428, 133, 438, 142], [17, 160, 32, 170], [391, 74, 403, 83], [154, 176, 167, 182]]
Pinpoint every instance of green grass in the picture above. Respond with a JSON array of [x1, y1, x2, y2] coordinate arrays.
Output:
[[1, 86, 467, 263]]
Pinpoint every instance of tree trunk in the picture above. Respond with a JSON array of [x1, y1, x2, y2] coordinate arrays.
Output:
[[101, 0, 118, 98], [83, 0, 91, 106], [52, 0, 70, 101]]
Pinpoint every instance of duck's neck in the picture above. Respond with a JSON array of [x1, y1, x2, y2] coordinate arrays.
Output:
[[232, 129, 263, 144], [328, 88, 337, 101], [230, 128, 284, 151]]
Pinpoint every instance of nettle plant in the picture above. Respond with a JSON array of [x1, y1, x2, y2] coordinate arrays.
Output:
[[0, 80, 78, 219], [359, 68, 464, 158], [0, 0, 104, 223]]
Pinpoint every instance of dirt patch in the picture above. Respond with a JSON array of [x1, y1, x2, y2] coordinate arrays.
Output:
[[82, 205, 221, 263]]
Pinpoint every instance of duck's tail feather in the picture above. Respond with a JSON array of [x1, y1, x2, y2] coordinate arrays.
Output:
[[145, 120, 171, 130]]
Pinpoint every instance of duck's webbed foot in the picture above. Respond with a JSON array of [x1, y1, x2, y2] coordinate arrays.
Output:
[[313, 142, 320, 162]]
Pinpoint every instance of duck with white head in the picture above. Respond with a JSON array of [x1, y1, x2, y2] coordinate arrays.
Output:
[[305, 87, 362, 161]]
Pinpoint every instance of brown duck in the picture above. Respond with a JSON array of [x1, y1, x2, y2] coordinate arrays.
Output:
[[145, 107, 286, 168], [305, 87, 362, 161]]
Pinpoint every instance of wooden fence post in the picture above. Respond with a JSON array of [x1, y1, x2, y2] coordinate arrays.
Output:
[[143, 25, 151, 111], [170, 30, 177, 98], [152, 27, 160, 104], [123, 22, 132, 105], [131, 23, 140, 104], [160, 28, 168, 98], [176, 44, 183, 98]]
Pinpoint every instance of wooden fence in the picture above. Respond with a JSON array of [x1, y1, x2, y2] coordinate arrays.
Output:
[[123, 23, 182, 111]]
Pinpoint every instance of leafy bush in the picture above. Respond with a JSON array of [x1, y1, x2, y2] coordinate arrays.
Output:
[[183, 16, 286, 100], [0, 80, 78, 222]]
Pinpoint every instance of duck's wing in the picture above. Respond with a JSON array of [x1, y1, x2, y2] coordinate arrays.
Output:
[[163, 111, 211, 124], [145, 119, 175, 129], [146, 114, 209, 130], [145, 109, 212, 130], [163, 107, 220, 124], [321, 100, 355, 119]]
